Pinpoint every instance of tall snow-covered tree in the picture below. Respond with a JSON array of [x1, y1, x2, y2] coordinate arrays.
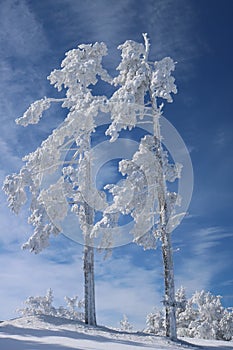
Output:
[[3, 42, 112, 326], [96, 34, 180, 339]]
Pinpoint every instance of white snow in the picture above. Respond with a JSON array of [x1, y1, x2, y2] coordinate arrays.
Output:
[[0, 315, 233, 350]]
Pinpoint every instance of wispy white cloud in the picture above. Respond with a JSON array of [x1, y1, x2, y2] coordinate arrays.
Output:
[[192, 227, 233, 256], [221, 279, 233, 287], [175, 257, 221, 297], [0, 0, 49, 59], [0, 138, 22, 174], [43, 0, 201, 75], [213, 128, 233, 150], [175, 226, 233, 297], [0, 1, 52, 174]]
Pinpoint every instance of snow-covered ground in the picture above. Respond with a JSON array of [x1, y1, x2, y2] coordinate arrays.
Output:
[[0, 315, 233, 350]]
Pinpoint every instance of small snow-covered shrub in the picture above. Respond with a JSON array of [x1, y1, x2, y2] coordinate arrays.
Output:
[[145, 309, 165, 335], [63, 296, 85, 320], [219, 309, 233, 341], [119, 314, 133, 331], [18, 288, 55, 317], [18, 289, 84, 321]]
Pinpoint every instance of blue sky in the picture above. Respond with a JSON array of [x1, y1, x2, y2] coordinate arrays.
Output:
[[0, 0, 233, 329]]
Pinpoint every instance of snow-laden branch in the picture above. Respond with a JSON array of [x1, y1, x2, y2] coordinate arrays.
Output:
[[105, 34, 177, 141], [15, 97, 68, 126], [97, 133, 181, 250], [3, 41, 112, 254]]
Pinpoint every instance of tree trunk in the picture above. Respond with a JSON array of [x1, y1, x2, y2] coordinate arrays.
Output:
[[83, 200, 96, 326], [152, 109, 177, 340], [161, 228, 177, 340], [84, 240, 96, 326], [83, 139, 97, 326]]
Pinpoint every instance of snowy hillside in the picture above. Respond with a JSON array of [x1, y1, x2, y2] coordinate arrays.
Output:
[[0, 316, 233, 350]]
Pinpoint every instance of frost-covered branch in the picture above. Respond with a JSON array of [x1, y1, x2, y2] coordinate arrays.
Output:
[[15, 97, 68, 126], [3, 42, 111, 254], [97, 134, 181, 251], [105, 33, 177, 141]]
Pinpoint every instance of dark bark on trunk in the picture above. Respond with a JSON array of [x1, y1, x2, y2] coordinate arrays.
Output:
[[152, 112, 177, 340], [161, 228, 177, 340], [83, 167, 96, 326], [84, 242, 96, 326]]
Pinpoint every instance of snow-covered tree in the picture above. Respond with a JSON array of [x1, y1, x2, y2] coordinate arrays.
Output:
[[176, 286, 187, 311], [119, 314, 133, 331], [3, 42, 112, 326], [3, 35, 187, 337], [186, 290, 232, 340], [145, 309, 165, 335], [146, 289, 233, 341], [96, 34, 180, 339], [175, 286, 188, 330], [145, 287, 187, 337], [18, 288, 55, 317], [219, 308, 233, 341], [175, 287, 197, 338], [18, 289, 84, 321], [63, 295, 85, 321]]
